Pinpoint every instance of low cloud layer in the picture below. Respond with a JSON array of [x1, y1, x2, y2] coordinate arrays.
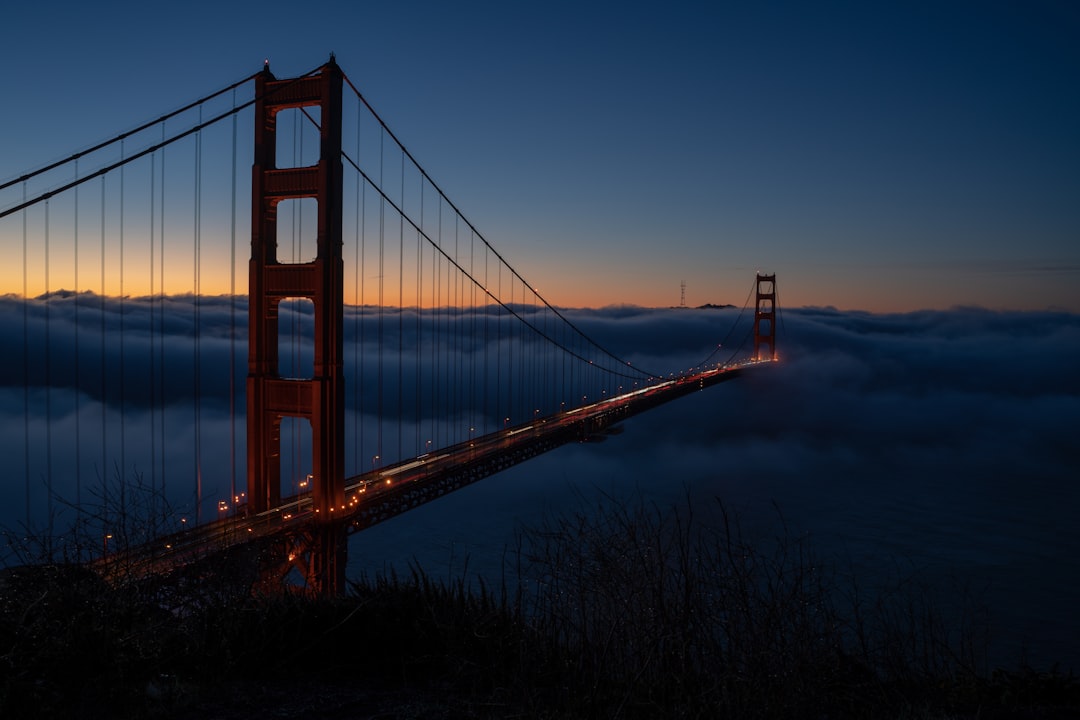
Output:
[[354, 305, 1080, 670], [1, 295, 1077, 668]]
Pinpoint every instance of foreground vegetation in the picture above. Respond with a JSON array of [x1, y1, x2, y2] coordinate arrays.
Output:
[[1, 497, 1077, 718]]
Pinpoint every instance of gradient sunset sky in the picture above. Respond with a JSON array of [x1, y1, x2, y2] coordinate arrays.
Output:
[[2, 0, 1077, 312]]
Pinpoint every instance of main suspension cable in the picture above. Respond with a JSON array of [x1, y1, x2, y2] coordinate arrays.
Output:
[[693, 278, 756, 370], [340, 150, 658, 382], [1, 65, 325, 221], [0, 71, 260, 193], [340, 72, 653, 381]]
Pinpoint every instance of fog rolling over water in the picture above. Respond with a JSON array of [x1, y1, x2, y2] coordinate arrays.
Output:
[[1, 296, 1077, 670]]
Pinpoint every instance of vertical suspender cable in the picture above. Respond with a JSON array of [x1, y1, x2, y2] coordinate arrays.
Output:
[[440, 231, 446, 442], [353, 108, 361, 473], [194, 111, 203, 523], [533, 289, 538, 416], [506, 273, 512, 424], [376, 128, 384, 468], [74, 161, 82, 517], [517, 280, 523, 421], [562, 309, 567, 412], [433, 205, 440, 447], [483, 246, 489, 433], [99, 178, 108, 531], [360, 165, 369, 479], [469, 229, 475, 442], [528, 288, 534, 418], [548, 295, 554, 412], [441, 212, 448, 442], [453, 216, 460, 440], [538, 291, 543, 415], [416, 182, 423, 454], [425, 236, 434, 444], [496, 264, 501, 425], [515, 281, 521, 420], [544, 293, 552, 414], [469, 229, 476, 441], [44, 199, 52, 537], [158, 127, 167, 504], [398, 151, 404, 462], [22, 182, 30, 529], [119, 140, 126, 488], [229, 88, 238, 505], [518, 280, 523, 421], [519, 283, 525, 421], [149, 151, 157, 517]]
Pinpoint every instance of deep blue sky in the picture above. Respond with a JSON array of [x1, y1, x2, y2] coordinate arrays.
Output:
[[2, 0, 1078, 311]]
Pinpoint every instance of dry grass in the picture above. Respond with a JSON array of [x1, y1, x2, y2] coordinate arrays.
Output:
[[1, 493, 1077, 719]]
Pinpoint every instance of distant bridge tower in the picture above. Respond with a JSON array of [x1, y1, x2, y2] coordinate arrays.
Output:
[[247, 60, 345, 594], [753, 273, 776, 361]]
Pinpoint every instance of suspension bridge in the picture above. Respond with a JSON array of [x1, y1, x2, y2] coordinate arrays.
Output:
[[0, 59, 778, 595]]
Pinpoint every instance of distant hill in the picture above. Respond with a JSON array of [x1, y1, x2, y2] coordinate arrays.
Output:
[[669, 303, 736, 310]]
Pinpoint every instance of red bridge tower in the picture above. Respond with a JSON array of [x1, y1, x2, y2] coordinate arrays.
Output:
[[247, 60, 345, 594], [754, 273, 777, 361]]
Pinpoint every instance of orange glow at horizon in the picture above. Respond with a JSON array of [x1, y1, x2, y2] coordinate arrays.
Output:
[[4, 219, 1077, 313]]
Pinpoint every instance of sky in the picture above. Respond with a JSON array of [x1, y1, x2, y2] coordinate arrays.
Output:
[[1, 0, 1078, 675], [2, 0, 1078, 312]]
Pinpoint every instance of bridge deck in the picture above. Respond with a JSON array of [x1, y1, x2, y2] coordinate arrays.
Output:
[[96, 360, 771, 581]]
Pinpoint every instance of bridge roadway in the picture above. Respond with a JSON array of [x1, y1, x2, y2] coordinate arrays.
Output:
[[98, 359, 772, 581]]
